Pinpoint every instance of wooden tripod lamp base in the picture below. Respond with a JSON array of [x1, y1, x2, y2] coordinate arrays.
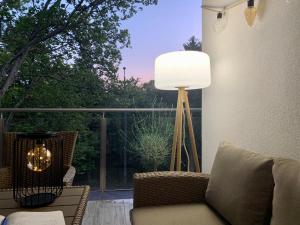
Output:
[[170, 87, 201, 172]]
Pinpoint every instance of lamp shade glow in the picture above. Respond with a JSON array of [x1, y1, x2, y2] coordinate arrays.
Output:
[[154, 51, 211, 90]]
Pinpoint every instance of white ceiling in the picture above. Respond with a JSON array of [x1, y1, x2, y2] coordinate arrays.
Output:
[[203, 0, 239, 8]]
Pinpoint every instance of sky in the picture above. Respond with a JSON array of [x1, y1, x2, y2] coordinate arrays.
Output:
[[118, 0, 202, 83]]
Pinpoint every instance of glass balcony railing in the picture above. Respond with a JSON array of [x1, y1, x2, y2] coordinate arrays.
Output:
[[0, 108, 201, 191]]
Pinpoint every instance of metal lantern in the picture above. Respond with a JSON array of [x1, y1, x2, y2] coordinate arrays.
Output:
[[13, 132, 64, 208]]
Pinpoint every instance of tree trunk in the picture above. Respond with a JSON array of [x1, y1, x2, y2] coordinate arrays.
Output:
[[153, 161, 158, 171], [0, 47, 30, 98]]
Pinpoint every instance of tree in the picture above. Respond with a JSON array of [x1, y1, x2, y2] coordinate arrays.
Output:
[[0, 0, 158, 99], [183, 36, 202, 51]]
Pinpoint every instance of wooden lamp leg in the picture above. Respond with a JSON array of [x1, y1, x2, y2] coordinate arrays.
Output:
[[170, 90, 181, 171], [183, 90, 201, 172], [170, 94, 180, 171], [176, 89, 184, 171], [170, 88, 184, 171]]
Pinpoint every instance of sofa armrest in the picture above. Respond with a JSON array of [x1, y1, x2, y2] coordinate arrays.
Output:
[[133, 171, 209, 208], [63, 166, 76, 186], [0, 167, 12, 189]]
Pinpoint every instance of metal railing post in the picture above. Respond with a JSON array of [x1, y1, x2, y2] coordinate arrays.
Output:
[[123, 112, 128, 185], [0, 113, 4, 167], [100, 113, 107, 192]]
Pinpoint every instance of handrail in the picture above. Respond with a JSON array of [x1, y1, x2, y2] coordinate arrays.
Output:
[[0, 108, 201, 113]]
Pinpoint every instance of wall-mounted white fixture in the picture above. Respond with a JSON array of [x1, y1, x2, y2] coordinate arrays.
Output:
[[244, 0, 257, 26], [214, 11, 228, 33]]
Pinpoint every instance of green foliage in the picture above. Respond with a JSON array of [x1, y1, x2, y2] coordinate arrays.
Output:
[[142, 80, 202, 108], [0, 0, 158, 96], [73, 130, 99, 175], [183, 36, 202, 51], [129, 113, 173, 171]]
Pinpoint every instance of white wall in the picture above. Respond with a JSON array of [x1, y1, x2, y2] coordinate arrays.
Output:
[[202, 0, 300, 172]]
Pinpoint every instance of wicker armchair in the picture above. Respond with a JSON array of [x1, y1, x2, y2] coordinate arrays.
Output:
[[131, 171, 214, 225], [0, 131, 78, 188], [133, 171, 210, 208]]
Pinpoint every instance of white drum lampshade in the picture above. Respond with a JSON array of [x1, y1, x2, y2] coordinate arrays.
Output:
[[154, 51, 211, 90]]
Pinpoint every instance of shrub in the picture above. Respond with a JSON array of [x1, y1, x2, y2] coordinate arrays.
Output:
[[130, 113, 173, 171]]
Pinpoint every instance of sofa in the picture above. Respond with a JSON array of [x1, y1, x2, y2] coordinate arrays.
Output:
[[131, 142, 300, 225]]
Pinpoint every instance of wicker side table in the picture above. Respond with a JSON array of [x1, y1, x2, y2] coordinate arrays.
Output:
[[0, 186, 90, 225]]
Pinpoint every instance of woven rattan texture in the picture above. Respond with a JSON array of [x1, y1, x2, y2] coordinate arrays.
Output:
[[58, 132, 78, 167], [63, 165, 76, 186], [0, 167, 11, 189], [0, 131, 78, 188], [72, 185, 90, 225], [133, 171, 209, 208], [2, 132, 16, 167]]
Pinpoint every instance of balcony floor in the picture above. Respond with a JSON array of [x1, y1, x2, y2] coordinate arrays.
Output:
[[88, 190, 133, 201], [82, 199, 133, 225]]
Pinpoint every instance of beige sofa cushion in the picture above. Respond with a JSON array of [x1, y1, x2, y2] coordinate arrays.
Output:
[[270, 158, 300, 225], [131, 203, 228, 225], [205, 142, 274, 225]]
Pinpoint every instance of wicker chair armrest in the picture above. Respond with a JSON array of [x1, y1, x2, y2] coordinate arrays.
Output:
[[63, 166, 76, 186], [0, 167, 12, 189], [133, 171, 210, 208]]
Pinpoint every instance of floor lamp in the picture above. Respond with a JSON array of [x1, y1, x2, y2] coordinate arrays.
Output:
[[154, 51, 211, 172]]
